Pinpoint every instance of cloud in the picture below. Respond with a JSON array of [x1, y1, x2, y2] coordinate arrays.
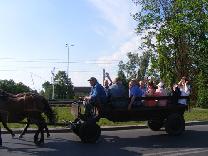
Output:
[[97, 35, 143, 67], [87, 0, 144, 79], [87, 0, 142, 60], [88, 0, 138, 39]]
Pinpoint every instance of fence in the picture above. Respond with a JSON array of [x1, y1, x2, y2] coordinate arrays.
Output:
[[49, 100, 75, 107]]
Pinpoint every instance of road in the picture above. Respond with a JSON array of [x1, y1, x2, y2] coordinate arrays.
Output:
[[0, 124, 208, 156]]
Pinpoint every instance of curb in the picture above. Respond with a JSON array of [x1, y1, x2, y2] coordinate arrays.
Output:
[[1, 121, 208, 135]]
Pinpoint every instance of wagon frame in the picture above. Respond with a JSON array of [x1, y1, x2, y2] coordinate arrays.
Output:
[[69, 96, 189, 143]]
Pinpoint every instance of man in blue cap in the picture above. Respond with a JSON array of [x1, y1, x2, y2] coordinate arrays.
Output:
[[83, 77, 107, 119]]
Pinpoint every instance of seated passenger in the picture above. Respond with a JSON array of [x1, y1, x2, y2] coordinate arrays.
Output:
[[139, 80, 147, 97], [177, 76, 190, 105], [128, 79, 142, 110], [172, 83, 181, 105], [144, 81, 157, 107], [155, 81, 167, 106], [109, 78, 128, 108], [103, 79, 110, 97]]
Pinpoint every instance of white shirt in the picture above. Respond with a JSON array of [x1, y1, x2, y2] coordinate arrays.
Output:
[[178, 84, 190, 105]]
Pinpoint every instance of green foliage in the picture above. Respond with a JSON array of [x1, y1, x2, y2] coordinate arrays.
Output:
[[196, 72, 208, 108], [117, 62, 128, 88], [41, 71, 74, 99], [0, 79, 31, 94], [132, 0, 208, 106], [41, 81, 53, 99], [117, 52, 150, 83], [54, 71, 74, 99]]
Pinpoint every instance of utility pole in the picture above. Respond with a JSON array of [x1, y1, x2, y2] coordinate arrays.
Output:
[[51, 67, 55, 100], [103, 69, 105, 86], [65, 42, 74, 78]]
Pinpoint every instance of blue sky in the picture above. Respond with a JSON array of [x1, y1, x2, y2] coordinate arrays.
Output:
[[0, 0, 141, 91]]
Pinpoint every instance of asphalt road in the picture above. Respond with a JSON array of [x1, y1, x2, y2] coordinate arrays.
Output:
[[0, 124, 208, 156]]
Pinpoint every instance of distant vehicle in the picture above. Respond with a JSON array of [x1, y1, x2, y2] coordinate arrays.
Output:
[[69, 96, 189, 143]]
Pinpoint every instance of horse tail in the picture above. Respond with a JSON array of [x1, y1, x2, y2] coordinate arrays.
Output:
[[42, 97, 55, 124]]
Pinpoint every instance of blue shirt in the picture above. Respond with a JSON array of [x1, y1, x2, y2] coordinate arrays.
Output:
[[109, 83, 127, 97], [129, 85, 142, 97], [140, 87, 147, 97], [90, 82, 107, 104]]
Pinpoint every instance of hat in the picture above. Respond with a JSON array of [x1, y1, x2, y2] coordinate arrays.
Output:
[[88, 77, 97, 81], [157, 82, 164, 88]]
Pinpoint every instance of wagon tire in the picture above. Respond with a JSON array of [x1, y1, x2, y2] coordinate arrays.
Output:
[[165, 113, 185, 136], [79, 122, 101, 143]]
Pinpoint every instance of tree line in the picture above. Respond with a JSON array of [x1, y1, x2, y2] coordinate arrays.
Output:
[[117, 0, 208, 108], [0, 71, 74, 100]]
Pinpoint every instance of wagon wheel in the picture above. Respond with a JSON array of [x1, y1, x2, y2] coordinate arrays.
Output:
[[148, 119, 164, 131], [165, 113, 185, 136], [79, 122, 101, 143]]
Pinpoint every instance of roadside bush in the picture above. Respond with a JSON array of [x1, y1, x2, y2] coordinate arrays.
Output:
[[196, 72, 208, 108]]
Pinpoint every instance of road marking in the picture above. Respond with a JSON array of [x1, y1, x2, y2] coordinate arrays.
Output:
[[143, 148, 208, 156]]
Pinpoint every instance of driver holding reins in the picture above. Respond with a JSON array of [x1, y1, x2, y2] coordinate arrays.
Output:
[[83, 77, 107, 119]]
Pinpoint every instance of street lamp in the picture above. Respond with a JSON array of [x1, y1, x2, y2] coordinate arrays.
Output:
[[51, 67, 55, 100], [65, 42, 74, 78]]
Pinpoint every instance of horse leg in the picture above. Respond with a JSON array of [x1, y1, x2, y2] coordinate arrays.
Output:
[[2, 121, 15, 138], [44, 124, 50, 138], [34, 126, 39, 145], [34, 124, 44, 146], [33, 114, 45, 146], [19, 118, 31, 139], [0, 125, 2, 147], [40, 125, 44, 144]]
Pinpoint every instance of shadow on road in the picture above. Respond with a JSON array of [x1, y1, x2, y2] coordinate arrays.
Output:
[[1, 129, 208, 156]]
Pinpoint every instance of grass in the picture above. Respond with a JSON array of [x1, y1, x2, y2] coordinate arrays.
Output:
[[1, 107, 208, 128], [184, 107, 208, 121]]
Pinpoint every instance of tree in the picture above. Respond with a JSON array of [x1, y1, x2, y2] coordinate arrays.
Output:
[[117, 52, 150, 82], [196, 72, 208, 108], [41, 81, 53, 99], [54, 71, 74, 99], [41, 71, 74, 99], [0, 79, 31, 94], [133, 0, 208, 106], [117, 61, 128, 88]]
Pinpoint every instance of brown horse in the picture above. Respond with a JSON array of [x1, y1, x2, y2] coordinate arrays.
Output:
[[0, 90, 55, 146]]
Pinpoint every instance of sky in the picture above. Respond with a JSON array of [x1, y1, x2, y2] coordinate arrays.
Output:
[[0, 0, 142, 91]]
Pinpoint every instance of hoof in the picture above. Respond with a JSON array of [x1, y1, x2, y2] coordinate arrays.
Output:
[[18, 135, 23, 139], [34, 140, 44, 146]]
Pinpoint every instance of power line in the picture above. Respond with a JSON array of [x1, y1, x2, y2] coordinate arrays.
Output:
[[0, 58, 120, 64], [0, 69, 96, 73]]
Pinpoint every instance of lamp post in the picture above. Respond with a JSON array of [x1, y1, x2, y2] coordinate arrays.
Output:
[[65, 42, 74, 78], [51, 67, 55, 100]]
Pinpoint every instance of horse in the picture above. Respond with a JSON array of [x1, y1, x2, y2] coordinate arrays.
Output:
[[0, 90, 55, 146], [0, 92, 51, 139]]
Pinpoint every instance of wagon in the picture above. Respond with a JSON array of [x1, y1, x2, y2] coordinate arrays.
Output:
[[69, 96, 189, 143]]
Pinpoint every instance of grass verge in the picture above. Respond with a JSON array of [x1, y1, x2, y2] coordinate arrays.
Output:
[[1, 107, 208, 128]]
